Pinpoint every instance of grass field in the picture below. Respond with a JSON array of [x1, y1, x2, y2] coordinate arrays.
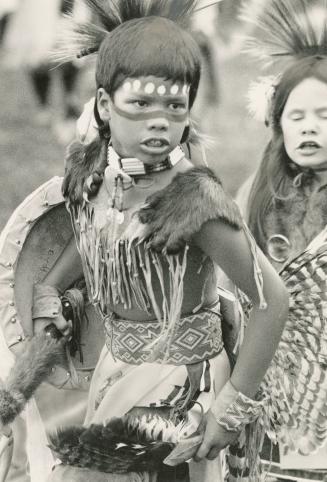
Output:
[[0, 46, 268, 231]]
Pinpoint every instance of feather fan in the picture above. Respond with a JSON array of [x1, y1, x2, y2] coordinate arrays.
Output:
[[49, 414, 202, 473]]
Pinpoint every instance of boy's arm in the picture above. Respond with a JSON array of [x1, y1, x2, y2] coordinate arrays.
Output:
[[33, 237, 84, 337], [192, 219, 289, 459], [194, 219, 288, 397]]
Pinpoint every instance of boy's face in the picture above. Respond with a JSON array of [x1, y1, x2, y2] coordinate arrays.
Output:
[[97, 76, 190, 164]]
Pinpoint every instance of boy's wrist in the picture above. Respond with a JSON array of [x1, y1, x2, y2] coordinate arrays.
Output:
[[32, 284, 63, 320], [211, 380, 265, 433]]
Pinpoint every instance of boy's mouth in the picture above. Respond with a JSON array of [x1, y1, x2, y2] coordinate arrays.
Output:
[[142, 138, 169, 148]]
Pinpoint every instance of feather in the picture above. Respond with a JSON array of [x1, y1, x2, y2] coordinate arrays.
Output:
[[53, 0, 222, 63], [241, 0, 327, 66], [246, 75, 279, 123], [53, 0, 199, 63], [49, 414, 198, 473], [260, 230, 327, 454]]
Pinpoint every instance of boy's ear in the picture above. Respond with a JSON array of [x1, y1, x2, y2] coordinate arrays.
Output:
[[97, 88, 111, 122]]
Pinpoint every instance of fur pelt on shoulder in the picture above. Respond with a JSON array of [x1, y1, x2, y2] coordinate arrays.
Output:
[[62, 139, 107, 205], [264, 178, 327, 262], [138, 167, 243, 253]]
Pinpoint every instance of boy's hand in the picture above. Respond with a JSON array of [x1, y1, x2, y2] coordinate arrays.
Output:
[[194, 410, 239, 461], [34, 316, 72, 339]]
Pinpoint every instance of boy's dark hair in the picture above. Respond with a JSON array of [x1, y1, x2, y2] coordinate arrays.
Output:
[[61, 0, 203, 204], [96, 16, 201, 109]]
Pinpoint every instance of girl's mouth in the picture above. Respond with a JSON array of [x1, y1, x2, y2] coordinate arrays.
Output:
[[297, 141, 321, 155]]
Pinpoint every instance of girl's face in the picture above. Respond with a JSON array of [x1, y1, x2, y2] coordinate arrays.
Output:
[[97, 76, 190, 164], [281, 77, 327, 170]]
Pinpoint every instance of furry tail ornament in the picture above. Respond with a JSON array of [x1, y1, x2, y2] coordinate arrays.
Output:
[[0, 325, 66, 429], [49, 414, 203, 474]]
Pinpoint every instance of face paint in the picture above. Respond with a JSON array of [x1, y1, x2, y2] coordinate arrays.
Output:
[[110, 77, 190, 122], [110, 102, 189, 122], [121, 78, 190, 97], [103, 76, 190, 165]]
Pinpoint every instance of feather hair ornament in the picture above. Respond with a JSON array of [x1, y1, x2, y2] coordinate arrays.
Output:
[[53, 0, 222, 63], [246, 74, 280, 124]]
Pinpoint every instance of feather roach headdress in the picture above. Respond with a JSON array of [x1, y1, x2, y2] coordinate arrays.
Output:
[[55, 0, 220, 61], [54, 0, 222, 107], [242, 0, 327, 124]]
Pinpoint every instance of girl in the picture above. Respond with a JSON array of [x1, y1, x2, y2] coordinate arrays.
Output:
[[240, 0, 327, 268], [237, 0, 327, 480]]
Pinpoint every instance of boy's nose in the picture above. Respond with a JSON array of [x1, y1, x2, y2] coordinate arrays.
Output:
[[147, 115, 169, 131]]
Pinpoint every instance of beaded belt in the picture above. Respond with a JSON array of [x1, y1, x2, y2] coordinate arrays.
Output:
[[104, 305, 224, 365]]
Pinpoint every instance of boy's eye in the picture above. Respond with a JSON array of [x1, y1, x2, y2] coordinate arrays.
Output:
[[134, 100, 148, 108], [169, 103, 186, 111]]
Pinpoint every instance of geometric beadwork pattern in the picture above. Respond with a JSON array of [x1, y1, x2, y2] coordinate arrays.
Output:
[[104, 308, 224, 365]]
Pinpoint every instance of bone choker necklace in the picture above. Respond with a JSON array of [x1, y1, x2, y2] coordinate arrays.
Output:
[[107, 145, 185, 177]]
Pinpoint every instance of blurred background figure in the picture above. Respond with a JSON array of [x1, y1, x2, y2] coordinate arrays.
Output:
[[0, 0, 18, 45], [189, 0, 220, 132], [2, 0, 87, 144]]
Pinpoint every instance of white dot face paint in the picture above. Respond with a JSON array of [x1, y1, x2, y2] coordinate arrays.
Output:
[[157, 85, 166, 95], [144, 82, 155, 94], [170, 84, 179, 95], [133, 79, 141, 92], [123, 81, 132, 92], [182, 85, 188, 95]]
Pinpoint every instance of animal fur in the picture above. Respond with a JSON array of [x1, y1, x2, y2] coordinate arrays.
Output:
[[63, 143, 243, 254], [138, 167, 243, 253], [0, 330, 65, 425], [62, 139, 106, 205]]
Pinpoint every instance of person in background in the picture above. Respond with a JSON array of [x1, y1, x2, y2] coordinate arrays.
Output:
[[236, 1, 327, 480], [2, 0, 86, 144]]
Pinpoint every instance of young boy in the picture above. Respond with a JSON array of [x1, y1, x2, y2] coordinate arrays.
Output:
[[15, 1, 289, 481]]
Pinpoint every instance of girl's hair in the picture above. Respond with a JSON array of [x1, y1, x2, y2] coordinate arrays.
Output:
[[96, 17, 201, 109], [248, 56, 327, 249]]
